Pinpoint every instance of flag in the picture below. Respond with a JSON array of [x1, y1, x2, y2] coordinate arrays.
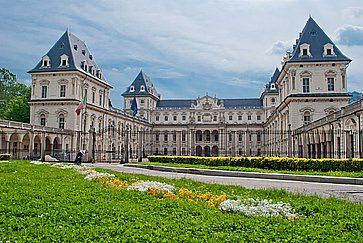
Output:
[[75, 95, 87, 115], [131, 96, 138, 117]]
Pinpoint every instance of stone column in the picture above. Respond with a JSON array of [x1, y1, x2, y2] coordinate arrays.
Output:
[[29, 131, 34, 159], [41, 133, 46, 161]]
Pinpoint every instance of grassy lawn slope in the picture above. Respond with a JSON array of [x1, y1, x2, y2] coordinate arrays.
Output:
[[1, 161, 362, 242]]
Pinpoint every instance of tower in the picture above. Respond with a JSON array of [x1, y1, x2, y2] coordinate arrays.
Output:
[[122, 70, 160, 121]]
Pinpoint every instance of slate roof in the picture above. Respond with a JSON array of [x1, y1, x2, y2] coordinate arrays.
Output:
[[156, 98, 262, 109], [122, 70, 159, 99], [263, 68, 280, 94], [29, 30, 111, 86], [288, 17, 351, 63]]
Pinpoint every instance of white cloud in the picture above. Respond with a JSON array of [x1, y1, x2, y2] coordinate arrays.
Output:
[[267, 40, 293, 55], [343, 7, 363, 18], [336, 25, 363, 46]]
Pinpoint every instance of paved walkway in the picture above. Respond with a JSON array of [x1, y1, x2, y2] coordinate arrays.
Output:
[[90, 163, 363, 203]]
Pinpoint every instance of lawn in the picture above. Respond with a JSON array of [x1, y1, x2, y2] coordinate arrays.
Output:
[[1, 161, 363, 242], [140, 161, 363, 178]]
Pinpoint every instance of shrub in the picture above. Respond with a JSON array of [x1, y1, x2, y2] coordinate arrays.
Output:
[[147, 156, 363, 172], [0, 154, 11, 160]]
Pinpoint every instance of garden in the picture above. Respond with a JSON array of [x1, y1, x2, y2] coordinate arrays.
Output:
[[1, 160, 363, 242]]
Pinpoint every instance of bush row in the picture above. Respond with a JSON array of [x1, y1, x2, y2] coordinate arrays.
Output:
[[0, 154, 11, 160], [147, 156, 363, 172]]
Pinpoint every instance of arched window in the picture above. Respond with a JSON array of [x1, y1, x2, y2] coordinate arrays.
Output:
[[59, 114, 65, 129], [130, 86, 135, 92], [303, 111, 311, 125], [40, 114, 46, 126], [140, 85, 145, 92], [60, 54, 69, 67]]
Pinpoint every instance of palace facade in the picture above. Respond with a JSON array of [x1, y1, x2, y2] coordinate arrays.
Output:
[[1, 17, 362, 161]]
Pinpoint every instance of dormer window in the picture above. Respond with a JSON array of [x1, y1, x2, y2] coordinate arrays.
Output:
[[140, 85, 145, 92], [130, 86, 135, 92], [89, 66, 95, 75], [60, 54, 69, 67], [324, 43, 335, 56], [74, 45, 78, 50], [60, 43, 64, 49], [299, 43, 311, 57], [270, 83, 276, 90], [82, 50, 86, 55], [82, 61, 88, 71], [97, 70, 102, 79], [42, 56, 50, 67], [89, 55, 93, 60]]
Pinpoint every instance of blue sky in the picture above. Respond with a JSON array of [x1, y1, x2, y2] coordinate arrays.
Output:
[[1, 0, 363, 108]]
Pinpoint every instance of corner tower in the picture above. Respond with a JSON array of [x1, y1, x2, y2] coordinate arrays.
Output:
[[122, 70, 160, 121]]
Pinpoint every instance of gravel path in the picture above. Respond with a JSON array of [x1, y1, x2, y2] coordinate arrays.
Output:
[[89, 163, 363, 203]]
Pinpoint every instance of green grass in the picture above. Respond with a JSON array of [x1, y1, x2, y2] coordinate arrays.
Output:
[[1, 161, 363, 242], [140, 161, 363, 178]]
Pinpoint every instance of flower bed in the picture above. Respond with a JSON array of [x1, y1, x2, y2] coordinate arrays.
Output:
[[148, 156, 363, 172], [29, 161, 299, 219], [0, 154, 11, 161]]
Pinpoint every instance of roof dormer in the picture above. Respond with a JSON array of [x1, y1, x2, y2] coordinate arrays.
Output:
[[130, 85, 135, 92], [299, 43, 311, 57], [41, 55, 50, 68], [81, 60, 88, 71], [324, 43, 335, 56], [60, 54, 69, 67]]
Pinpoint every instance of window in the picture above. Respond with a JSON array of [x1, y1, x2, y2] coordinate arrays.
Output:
[[164, 133, 168, 142], [213, 116, 217, 121], [99, 93, 103, 106], [156, 116, 159, 121], [228, 133, 232, 142], [173, 132, 177, 142], [40, 115, 46, 126], [302, 49, 308, 56], [59, 114, 65, 129], [197, 116, 201, 122], [324, 43, 335, 56], [303, 78, 310, 93], [327, 77, 334, 91], [182, 133, 186, 142], [130, 86, 134, 92], [292, 76, 296, 90], [155, 148, 159, 154], [182, 115, 186, 121], [41, 86, 47, 98], [271, 83, 275, 90], [163, 148, 168, 155], [248, 115, 252, 120], [229, 115, 233, 121], [92, 90, 95, 103], [42, 56, 50, 67], [165, 116, 168, 121], [257, 133, 261, 142], [300, 43, 311, 57], [326, 49, 332, 55], [60, 85, 66, 97], [140, 85, 145, 92], [173, 115, 177, 121], [257, 115, 261, 120], [303, 111, 311, 125], [173, 148, 177, 155], [60, 54, 69, 67], [74, 45, 78, 50], [140, 99, 145, 107], [238, 133, 242, 142], [271, 97, 276, 103], [238, 115, 242, 121], [155, 134, 159, 142]]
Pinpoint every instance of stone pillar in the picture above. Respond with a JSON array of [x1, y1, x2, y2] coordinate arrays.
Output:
[[41, 133, 46, 161], [29, 130, 34, 159]]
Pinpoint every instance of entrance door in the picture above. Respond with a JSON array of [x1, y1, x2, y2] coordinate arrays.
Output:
[[204, 146, 210, 157]]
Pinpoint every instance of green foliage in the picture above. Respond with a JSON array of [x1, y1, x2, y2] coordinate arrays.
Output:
[[0, 154, 11, 160], [0, 68, 30, 123], [148, 156, 363, 172], [0, 161, 362, 242]]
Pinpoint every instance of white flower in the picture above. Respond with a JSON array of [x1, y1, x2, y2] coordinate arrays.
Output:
[[219, 198, 298, 218], [30, 161, 50, 165], [128, 180, 176, 192]]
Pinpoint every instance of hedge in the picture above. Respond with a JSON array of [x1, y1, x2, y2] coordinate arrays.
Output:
[[147, 156, 363, 172], [0, 154, 11, 161]]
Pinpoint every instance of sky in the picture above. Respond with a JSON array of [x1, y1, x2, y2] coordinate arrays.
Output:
[[1, 0, 363, 108]]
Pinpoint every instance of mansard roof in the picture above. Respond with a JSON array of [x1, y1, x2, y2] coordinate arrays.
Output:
[[288, 17, 351, 63], [29, 30, 110, 85], [156, 98, 262, 109], [263, 68, 280, 94], [122, 70, 159, 99]]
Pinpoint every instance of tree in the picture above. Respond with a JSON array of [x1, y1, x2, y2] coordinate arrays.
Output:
[[0, 68, 31, 123]]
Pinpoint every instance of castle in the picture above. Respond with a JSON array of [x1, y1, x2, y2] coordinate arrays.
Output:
[[1, 17, 362, 161]]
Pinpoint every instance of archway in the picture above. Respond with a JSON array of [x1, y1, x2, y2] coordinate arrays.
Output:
[[34, 135, 41, 158], [10, 133, 20, 159], [196, 145, 202, 156], [45, 137, 52, 155], [204, 130, 210, 143], [53, 137, 62, 158], [196, 130, 202, 143], [22, 133, 30, 159], [212, 130, 219, 143], [212, 145, 218, 156], [204, 145, 210, 157]]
